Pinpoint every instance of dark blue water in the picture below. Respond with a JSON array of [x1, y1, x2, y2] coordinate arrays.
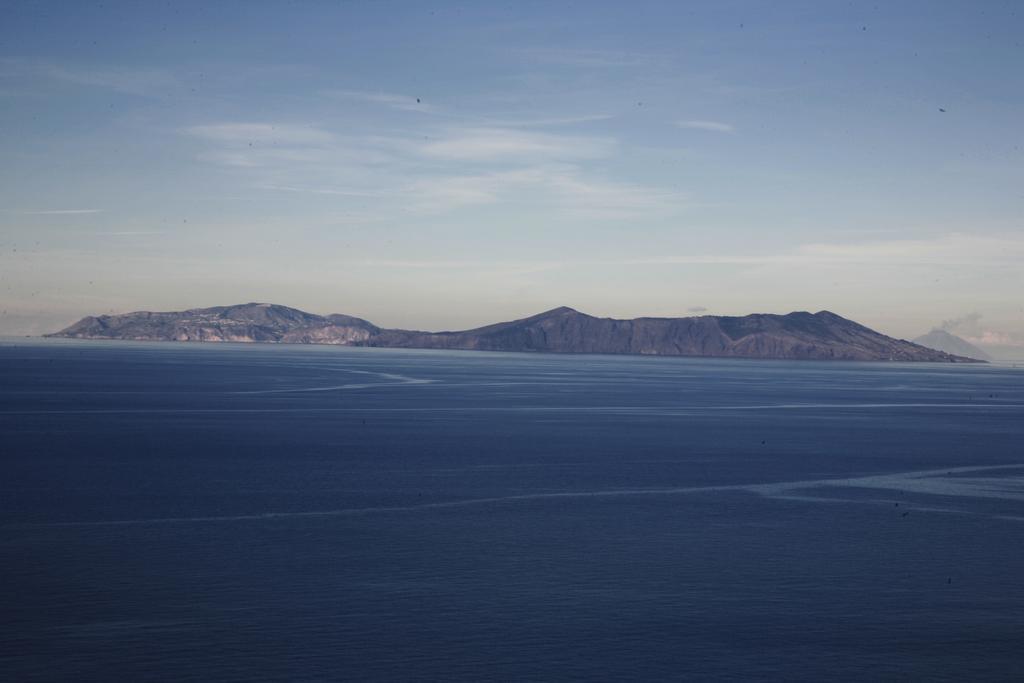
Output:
[[2, 340, 1023, 680]]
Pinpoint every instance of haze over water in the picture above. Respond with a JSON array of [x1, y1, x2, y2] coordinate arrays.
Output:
[[2, 340, 1024, 679]]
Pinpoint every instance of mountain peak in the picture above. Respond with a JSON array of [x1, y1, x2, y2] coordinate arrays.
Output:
[[913, 329, 991, 361], [543, 306, 579, 316], [515, 306, 581, 322]]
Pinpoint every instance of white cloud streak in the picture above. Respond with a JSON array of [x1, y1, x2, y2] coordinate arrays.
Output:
[[351, 233, 1024, 271], [406, 165, 686, 218], [16, 209, 102, 215], [418, 127, 614, 161], [94, 231, 163, 236], [257, 184, 385, 197], [616, 233, 1024, 267], [479, 114, 615, 127], [185, 123, 335, 145], [328, 89, 437, 113], [0, 58, 179, 97], [184, 121, 685, 219], [789, 233, 1024, 267], [966, 331, 1024, 348], [675, 119, 735, 133]]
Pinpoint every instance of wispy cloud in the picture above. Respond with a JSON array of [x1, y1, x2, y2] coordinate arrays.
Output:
[[184, 121, 403, 174], [184, 120, 685, 220], [675, 119, 735, 133], [16, 209, 102, 215], [197, 148, 332, 169], [328, 89, 437, 113], [326, 89, 612, 130], [360, 258, 561, 271], [185, 123, 334, 145], [407, 164, 685, 218], [358, 233, 1024, 274], [929, 313, 1024, 350], [791, 233, 1024, 267], [619, 233, 1024, 268], [938, 312, 983, 334], [540, 170, 684, 219], [418, 127, 613, 162], [480, 114, 614, 128], [408, 173, 505, 211], [1, 58, 179, 97], [185, 122, 362, 174], [257, 184, 385, 198], [965, 331, 1024, 348]]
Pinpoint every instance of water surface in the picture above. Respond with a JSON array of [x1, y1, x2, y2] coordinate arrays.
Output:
[[2, 340, 1023, 680]]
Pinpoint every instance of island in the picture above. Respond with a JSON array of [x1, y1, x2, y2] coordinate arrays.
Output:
[[47, 303, 981, 362]]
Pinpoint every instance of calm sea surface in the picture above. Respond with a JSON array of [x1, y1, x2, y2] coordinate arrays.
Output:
[[2, 339, 1023, 680]]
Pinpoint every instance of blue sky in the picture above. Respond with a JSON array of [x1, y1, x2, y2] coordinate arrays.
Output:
[[1, 0, 1021, 348]]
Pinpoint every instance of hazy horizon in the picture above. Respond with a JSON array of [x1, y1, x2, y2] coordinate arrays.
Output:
[[2, 1, 1021, 350]]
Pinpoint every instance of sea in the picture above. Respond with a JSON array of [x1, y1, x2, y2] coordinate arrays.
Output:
[[2, 339, 1023, 681]]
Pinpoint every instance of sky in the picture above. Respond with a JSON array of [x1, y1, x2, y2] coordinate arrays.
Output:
[[1, 1, 1021, 350]]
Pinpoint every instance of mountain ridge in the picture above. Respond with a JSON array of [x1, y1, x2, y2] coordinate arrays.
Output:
[[47, 303, 980, 362]]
